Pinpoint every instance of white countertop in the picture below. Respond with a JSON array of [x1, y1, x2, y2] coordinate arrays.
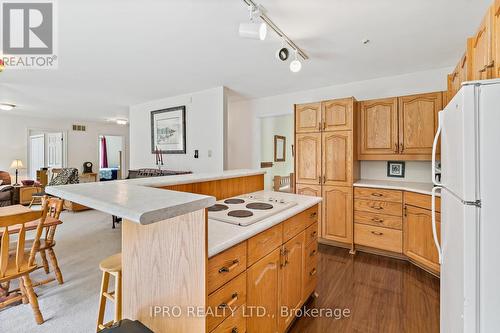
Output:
[[354, 179, 439, 196], [46, 169, 264, 225], [207, 191, 322, 257]]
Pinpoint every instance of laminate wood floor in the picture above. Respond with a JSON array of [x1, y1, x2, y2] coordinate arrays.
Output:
[[288, 245, 440, 333]]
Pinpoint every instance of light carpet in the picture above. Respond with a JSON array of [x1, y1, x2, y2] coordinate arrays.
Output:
[[0, 209, 122, 333]]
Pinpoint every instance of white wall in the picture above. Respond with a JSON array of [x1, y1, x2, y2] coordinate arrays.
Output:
[[129, 87, 226, 173], [227, 67, 451, 182], [260, 115, 294, 190], [0, 113, 129, 181]]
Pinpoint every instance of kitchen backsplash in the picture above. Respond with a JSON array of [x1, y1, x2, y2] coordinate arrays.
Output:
[[360, 161, 432, 183]]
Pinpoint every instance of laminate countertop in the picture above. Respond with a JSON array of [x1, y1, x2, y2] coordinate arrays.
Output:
[[208, 191, 322, 257], [354, 179, 440, 196], [46, 169, 264, 225]]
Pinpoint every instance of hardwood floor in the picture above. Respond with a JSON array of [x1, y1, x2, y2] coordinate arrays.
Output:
[[288, 245, 440, 333]]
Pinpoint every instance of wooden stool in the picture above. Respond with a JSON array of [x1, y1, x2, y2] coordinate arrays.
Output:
[[96, 253, 122, 332]]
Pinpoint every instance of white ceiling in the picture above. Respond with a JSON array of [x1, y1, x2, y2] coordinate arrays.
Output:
[[0, 0, 491, 122]]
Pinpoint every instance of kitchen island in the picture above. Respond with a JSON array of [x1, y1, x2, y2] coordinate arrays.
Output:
[[46, 169, 321, 333]]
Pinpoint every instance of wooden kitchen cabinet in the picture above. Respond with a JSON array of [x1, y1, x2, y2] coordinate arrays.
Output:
[[295, 102, 321, 133], [448, 52, 471, 101], [322, 186, 353, 244], [358, 98, 399, 158], [295, 133, 322, 185], [246, 248, 281, 333], [322, 131, 353, 186], [296, 184, 322, 237], [398, 92, 442, 157], [471, 6, 495, 81], [279, 231, 305, 332], [404, 205, 441, 275], [322, 97, 354, 132], [494, 0, 500, 78]]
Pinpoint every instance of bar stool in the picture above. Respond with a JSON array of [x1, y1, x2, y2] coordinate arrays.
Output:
[[96, 253, 122, 332]]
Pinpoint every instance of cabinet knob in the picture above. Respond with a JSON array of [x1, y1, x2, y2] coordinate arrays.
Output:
[[371, 231, 383, 236], [310, 268, 317, 276], [400, 143, 404, 153], [218, 292, 239, 309], [218, 259, 239, 273]]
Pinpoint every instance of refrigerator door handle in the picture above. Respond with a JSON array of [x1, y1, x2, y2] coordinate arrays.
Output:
[[432, 112, 443, 186], [432, 186, 443, 264]]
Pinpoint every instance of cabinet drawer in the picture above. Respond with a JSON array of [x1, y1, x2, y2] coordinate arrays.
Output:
[[354, 223, 402, 253], [283, 205, 318, 242], [207, 272, 246, 332], [305, 222, 318, 244], [405, 191, 441, 212], [211, 305, 246, 333], [303, 241, 318, 299], [354, 187, 403, 203], [208, 242, 247, 294], [305, 241, 318, 269], [354, 211, 402, 230], [354, 199, 402, 217], [247, 224, 282, 267]]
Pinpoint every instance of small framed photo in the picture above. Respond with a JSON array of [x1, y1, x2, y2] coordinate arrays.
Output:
[[387, 161, 405, 178]]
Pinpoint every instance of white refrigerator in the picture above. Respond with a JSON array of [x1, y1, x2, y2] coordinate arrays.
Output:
[[432, 79, 500, 332]]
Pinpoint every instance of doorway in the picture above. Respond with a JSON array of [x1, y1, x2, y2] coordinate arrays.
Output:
[[98, 135, 125, 181], [27, 129, 67, 180]]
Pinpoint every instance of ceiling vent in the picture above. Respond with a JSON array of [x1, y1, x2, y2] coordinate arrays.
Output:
[[72, 124, 86, 131]]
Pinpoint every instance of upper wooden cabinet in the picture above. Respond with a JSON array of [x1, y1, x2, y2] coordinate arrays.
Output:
[[295, 133, 321, 185], [295, 103, 321, 133], [322, 97, 354, 132], [470, 6, 495, 81], [322, 131, 353, 186], [358, 92, 442, 160], [398, 92, 442, 156], [358, 98, 399, 157], [448, 52, 470, 101]]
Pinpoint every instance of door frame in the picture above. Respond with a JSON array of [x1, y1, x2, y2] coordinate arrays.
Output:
[[97, 134, 126, 180], [26, 128, 68, 180]]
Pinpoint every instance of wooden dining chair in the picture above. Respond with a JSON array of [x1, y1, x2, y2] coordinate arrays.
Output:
[[0, 199, 48, 324]]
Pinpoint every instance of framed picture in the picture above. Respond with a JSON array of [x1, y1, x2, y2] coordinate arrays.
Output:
[[387, 161, 405, 178], [151, 106, 186, 154], [274, 135, 286, 162]]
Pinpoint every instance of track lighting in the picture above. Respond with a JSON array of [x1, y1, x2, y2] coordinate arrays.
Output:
[[239, 22, 267, 40], [116, 119, 128, 125], [0, 103, 16, 111], [289, 51, 302, 73]]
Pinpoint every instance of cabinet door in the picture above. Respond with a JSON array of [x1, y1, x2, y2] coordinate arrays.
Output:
[[404, 205, 441, 274], [296, 184, 322, 237], [295, 103, 321, 133], [358, 98, 399, 158], [494, 0, 500, 78], [398, 92, 442, 157], [322, 131, 352, 186], [471, 6, 494, 80], [279, 231, 305, 333], [322, 98, 354, 132], [295, 133, 321, 185], [322, 185, 353, 244], [246, 248, 280, 333]]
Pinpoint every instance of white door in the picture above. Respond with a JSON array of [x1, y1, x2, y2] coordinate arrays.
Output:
[[47, 132, 63, 168], [29, 134, 45, 179]]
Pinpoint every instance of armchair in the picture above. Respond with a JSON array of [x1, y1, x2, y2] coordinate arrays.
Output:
[[0, 171, 14, 207]]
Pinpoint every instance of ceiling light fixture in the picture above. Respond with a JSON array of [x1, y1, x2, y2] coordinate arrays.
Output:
[[0, 103, 16, 111], [116, 119, 128, 125], [289, 51, 302, 73], [239, 4, 267, 40]]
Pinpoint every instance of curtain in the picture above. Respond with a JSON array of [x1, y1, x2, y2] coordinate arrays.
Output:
[[100, 136, 108, 168]]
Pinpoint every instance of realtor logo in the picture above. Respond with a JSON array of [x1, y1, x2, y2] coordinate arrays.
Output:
[[1, 0, 58, 69]]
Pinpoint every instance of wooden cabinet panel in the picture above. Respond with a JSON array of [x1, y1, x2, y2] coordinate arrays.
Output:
[[296, 184, 322, 237], [322, 131, 352, 186], [283, 206, 317, 243], [354, 223, 403, 253], [247, 224, 283, 267], [322, 186, 353, 244], [305, 222, 318, 245], [295, 103, 321, 133], [303, 240, 318, 300], [354, 199, 402, 217], [471, 6, 494, 80], [404, 205, 441, 274], [322, 98, 354, 131], [211, 306, 246, 333], [404, 191, 441, 213], [448, 52, 469, 100], [354, 187, 402, 203], [246, 248, 280, 333], [359, 98, 399, 157], [354, 211, 402, 230], [398, 92, 442, 157], [295, 133, 322, 185], [208, 242, 247, 294], [279, 231, 305, 332], [494, 0, 500, 78]]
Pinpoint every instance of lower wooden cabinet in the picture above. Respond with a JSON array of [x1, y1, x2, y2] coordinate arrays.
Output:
[[296, 184, 322, 237], [322, 185, 353, 244], [404, 205, 441, 274]]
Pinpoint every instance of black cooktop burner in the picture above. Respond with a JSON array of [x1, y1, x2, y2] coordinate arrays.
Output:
[[246, 202, 274, 210], [227, 210, 254, 218], [208, 204, 229, 212], [224, 198, 245, 204]]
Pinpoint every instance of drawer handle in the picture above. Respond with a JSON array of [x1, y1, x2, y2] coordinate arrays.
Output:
[[310, 268, 317, 276], [311, 231, 317, 238], [371, 218, 384, 223], [310, 212, 317, 219], [310, 249, 317, 257], [371, 193, 383, 197], [231, 328, 239, 333], [218, 292, 239, 309], [370, 205, 383, 210], [371, 231, 383, 236], [219, 259, 239, 273]]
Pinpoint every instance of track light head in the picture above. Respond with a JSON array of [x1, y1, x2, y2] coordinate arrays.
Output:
[[289, 50, 302, 72], [239, 22, 267, 40]]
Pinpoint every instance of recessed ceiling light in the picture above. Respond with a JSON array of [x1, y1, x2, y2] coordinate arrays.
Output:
[[0, 103, 16, 111], [116, 119, 128, 125]]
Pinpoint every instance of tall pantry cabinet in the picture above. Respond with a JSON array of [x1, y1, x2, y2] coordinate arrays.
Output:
[[295, 98, 359, 247]]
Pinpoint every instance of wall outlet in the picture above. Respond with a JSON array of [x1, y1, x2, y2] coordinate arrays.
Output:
[[194, 150, 199, 158]]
